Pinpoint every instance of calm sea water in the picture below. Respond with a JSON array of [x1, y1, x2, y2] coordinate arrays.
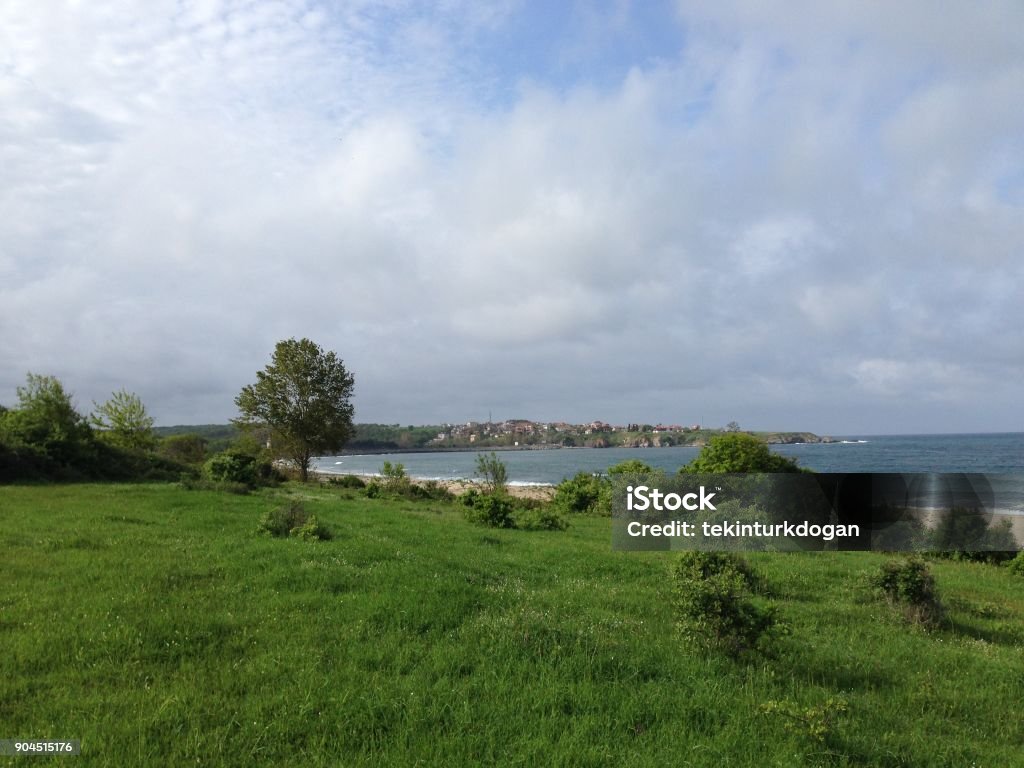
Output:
[[314, 433, 1024, 487]]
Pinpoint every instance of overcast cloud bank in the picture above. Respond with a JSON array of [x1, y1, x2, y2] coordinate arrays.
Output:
[[1, 1, 1022, 433]]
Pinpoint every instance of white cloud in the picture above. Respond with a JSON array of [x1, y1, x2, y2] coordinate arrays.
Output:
[[0, 1, 1021, 432]]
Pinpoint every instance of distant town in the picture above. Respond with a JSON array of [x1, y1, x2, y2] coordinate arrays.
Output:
[[342, 420, 832, 452]]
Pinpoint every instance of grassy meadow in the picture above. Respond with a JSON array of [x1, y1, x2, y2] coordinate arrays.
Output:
[[2, 482, 1023, 766]]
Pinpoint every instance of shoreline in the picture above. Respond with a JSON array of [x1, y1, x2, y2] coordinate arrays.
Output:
[[313, 469, 557, 502]]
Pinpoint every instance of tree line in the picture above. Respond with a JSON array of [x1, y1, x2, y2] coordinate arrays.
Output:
[[0, 374, 182, 482], [1, 338, 357, 484]]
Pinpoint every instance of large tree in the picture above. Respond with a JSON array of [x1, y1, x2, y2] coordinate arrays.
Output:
[[234, 338, 355, 481]]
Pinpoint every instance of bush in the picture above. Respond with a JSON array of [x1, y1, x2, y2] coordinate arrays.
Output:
[[1008, 552, 1024, 577], [671, 551, 775, 657], [258, 501, 308, 537], [552, 472, 609, 515], [380, 461, 411, 494], [405, 480, 454, 502], [462, 492, 516, 529], [257, 501, 329, 539], [474, 452, 508, 496], [871, 557, 944, 627], [291, 514, 332, 541], [364, 480, 382, 498], [517, 505, 569, 531], [204, 450, 276, 487]]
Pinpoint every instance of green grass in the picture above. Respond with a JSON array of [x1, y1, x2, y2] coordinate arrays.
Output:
[[1, 483, 1022, 766]]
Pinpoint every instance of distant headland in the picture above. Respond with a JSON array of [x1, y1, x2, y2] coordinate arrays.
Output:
[[154, 420, 833, 454]]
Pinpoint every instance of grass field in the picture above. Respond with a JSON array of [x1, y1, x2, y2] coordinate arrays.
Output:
[[2, 483, 1023, 766]]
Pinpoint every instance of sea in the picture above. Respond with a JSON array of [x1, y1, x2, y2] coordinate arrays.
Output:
[[313, 433, 1024, 514]]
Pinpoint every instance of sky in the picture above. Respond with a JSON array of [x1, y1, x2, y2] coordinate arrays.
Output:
[[1, 0, 1022, 435]]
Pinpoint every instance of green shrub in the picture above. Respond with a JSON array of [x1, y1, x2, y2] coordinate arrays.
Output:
[[257, 501, 331, 540], [364, 480, 381, 498], [871, 557, 944, 627], [291, 514, 332, 541], [203, 450, 276, 487], [403, 480, 454, 502], [463, 493, 516, 529], [380, 461, 411, 494], [670, 551, 775, 657], [1008, 552, 1024, 576], [552, 472, 609, 515], [474, 452, 508, 496], [258, 501, 309, 538], [417, 480, 454, 501], [517, 505, 569, 531]]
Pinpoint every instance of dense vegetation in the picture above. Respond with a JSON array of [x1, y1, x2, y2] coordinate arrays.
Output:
[[2, 482, 1023, 766], [0, 374, 184, 483]]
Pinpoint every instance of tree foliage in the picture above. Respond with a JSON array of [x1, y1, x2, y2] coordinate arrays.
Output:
[[0, 373, 94, 467], [681, 433, 802, 474], [91, 389, 156, 452], [234, 338, 355, 481], [0, 373, 186, 482]]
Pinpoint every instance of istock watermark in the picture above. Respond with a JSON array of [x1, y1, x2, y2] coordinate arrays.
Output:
[[611, 472, 1024, 553], [625, 484, 718, 512]]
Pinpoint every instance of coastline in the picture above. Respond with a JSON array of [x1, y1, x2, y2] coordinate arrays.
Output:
[[313, 470, 557, 502]]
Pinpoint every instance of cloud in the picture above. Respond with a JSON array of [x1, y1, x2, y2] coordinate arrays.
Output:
[[0, 1, 1022, 433]]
